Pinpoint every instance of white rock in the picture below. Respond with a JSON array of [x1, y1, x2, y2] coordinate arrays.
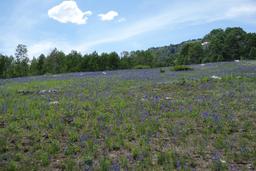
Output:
[[235, 60, 240, 62], [39, 89, 58, 95], [200, 64, 206, 66], [211, 75, 222, 80], [201, 41, 209, 46], [102, 72, 107, 75], [48, 89, 58, 93], [165, 97, 172, 100], [49, 101, 59, 105], [39, 90, 47, 94], [220, 159, 226, 164]]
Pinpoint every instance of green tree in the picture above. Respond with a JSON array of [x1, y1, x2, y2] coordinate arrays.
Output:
[[98, 53, 108, 70], [203, 28, 225, 62], [0, 54, 14, 78], [14, 44, 29, 77], [0, 54, 7, 78], [107, 52, 120, 70], [45, 48, 66, 74], [223, 27, 246, 60], [249, 47, 256, 59], [66, 50, 82, 72], [88, 52, 99, 71], [80, 54, 89, 71], [130, 50, 153, 67], [38, 54, 46, 75], [179, 42, 204, 64], [120, 51, 132, 69], [244, 33, 256, 59], [15, 44, 28, 62], [30, 57, 38, 75]]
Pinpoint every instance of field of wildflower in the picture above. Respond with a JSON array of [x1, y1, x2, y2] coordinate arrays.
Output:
[[0, 61, 256, 170]]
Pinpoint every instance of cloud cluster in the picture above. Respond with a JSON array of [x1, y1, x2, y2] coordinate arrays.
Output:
[[3, 0, 255, 58], [48, 1, 120, 24], [48, 0, 92, 24], [98, 11, 119, 21]]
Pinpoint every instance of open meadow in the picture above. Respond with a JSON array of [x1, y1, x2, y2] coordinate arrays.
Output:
[[0, 61, 256, 170]]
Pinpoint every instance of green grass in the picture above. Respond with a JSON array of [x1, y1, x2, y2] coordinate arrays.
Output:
[[0, 65, 256, 170]]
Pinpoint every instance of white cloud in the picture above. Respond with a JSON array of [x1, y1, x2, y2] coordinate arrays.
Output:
[[48, 0, 92, 24], [3, 0, 256, 58], [226, 5, 256, 17], [76, 0, 256, 51], [117, 17, 126, 23], [29, 0, 256, 57], [98, 11, 119, 21]]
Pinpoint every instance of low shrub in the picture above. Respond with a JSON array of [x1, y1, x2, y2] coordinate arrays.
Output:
[[133, 65, 151, 69], [171, 65, 193, 71], [160, 68, 166, 73]]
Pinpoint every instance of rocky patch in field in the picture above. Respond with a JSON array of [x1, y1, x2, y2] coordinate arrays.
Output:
[[17, 89, 59, 95]]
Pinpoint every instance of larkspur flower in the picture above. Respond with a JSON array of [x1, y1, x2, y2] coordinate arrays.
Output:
[[1, 103, 7, 114], [227, 114, 235, 121], [176, 160, 182, 170], [140, 111, 149, 122], [111, 162, 120, 171], [212, 151, 221, 161], [202, 112, 209, 119], [212, 113, 220, 123]]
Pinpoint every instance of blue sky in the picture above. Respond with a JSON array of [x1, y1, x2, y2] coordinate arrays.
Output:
[[0, 0, 256, 58]]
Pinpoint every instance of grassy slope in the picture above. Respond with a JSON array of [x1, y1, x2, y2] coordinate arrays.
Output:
[[0, 61, 256, 171]]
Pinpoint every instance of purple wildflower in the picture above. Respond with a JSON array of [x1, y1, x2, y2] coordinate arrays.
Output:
[[212, 113, 221, 123], [227, 114, 235, 121], [1, 103, 7, 114], [80, 134, 90, 143], [202, 112, 209, 119], [111, 162, 121, 171], [212, 152, 221, 161], [176, 160, 182, 170], [140, 111, 149, 122]]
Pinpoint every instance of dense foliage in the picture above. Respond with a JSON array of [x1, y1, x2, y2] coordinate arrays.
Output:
[[0, 27, 255, 78], [171, 65, 193, 71]]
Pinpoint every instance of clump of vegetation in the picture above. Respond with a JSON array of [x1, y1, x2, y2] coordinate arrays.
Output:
[[171, 65, 193, 71], [133, 65, 151, 69], [160, 68, 165, 73]]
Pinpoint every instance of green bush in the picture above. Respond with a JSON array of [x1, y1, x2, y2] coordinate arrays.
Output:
[[0, 136, 7, 153], [133, 65, 151, 69], [64, 159, 76, 171], [99, 158, 111, 171], [38, 152, 50, 166], [160, 68, 166, 73], [171, 65, 193, 71], [158, 151, 173, 165], [7, 161, 17, 171]]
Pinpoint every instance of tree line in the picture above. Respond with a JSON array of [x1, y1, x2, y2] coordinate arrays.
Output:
[[0, 27, 255, 78]]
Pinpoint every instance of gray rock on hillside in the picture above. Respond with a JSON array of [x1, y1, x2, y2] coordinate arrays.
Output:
[[17, 89, 59, 95]]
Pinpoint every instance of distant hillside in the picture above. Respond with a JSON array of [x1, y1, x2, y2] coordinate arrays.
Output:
[[147, 39, 202, 65], [148, 39, 202, 57], [0, 27, 255, 78], [145, 27, 256, 66]]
